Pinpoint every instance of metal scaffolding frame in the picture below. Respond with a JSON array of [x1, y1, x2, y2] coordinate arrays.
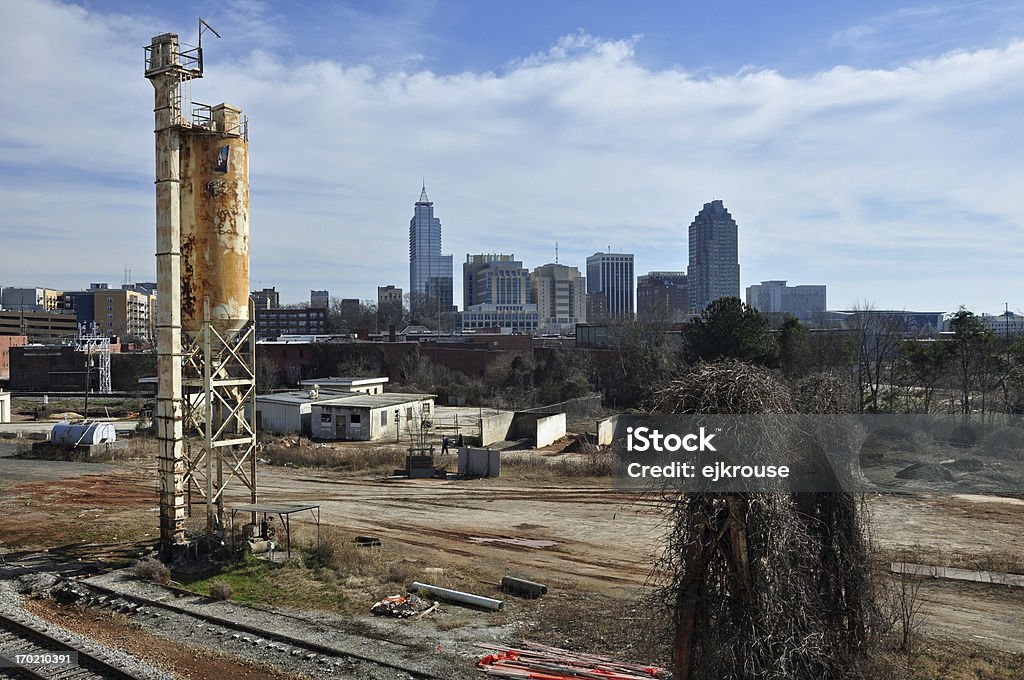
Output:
[[182, 298, 258, 534], [76, 322, 112, 394]]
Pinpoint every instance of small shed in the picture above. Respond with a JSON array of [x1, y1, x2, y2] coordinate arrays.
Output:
[[311, 393, 436, 441]]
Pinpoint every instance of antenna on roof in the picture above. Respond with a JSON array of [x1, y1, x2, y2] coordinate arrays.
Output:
[[198, 17, 221, 50], [555, 241, 558, 264]]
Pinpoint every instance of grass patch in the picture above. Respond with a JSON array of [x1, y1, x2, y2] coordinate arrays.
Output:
[[258, 436, 406, 473], [501, 449, 613, 480], [855, 637, 1024, 679]]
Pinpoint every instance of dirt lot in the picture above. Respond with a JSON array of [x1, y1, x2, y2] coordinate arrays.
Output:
[[2, 438, 1023, 667]]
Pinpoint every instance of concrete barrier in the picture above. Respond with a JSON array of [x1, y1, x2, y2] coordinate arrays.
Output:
[[596, 414, 621, 446], [480, 411, 515, 446], [534, 413, 566, 448], [458, 447, 501, 477]]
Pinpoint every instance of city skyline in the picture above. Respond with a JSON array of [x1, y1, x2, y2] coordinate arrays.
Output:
[[2, 1, 1024, 314]]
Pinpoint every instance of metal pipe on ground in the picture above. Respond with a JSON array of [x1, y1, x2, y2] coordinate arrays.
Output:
[[408, 582, 504, 611], [500, 576, 548, 598]]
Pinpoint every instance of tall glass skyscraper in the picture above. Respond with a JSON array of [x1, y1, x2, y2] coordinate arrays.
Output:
[[688, 199, 740, 313], [586, 252, 634, 319], [408, 185, 454, 312]]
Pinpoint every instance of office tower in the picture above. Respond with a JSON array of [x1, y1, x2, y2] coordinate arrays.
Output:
[[408, 185, 454, 312], [746, 280, 826, 322], [310, 290, 330, 309], [637, 271, 689, 322], [586, 252, 634, 319], [531, 263, 587, 334], [460, 254, 538, 333], [688, 199, 740, 312], [463, 254, 531, 307]]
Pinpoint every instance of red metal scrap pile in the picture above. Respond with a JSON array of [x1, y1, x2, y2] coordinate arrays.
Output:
[[476, 642, 668, 679]]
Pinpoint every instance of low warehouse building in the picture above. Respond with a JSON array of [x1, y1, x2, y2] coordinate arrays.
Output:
[[311, 393, 435, 441], [253, 391, 321, 435]]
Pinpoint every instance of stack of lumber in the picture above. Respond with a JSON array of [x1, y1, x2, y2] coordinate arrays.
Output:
[[477, 642, 668, 679]]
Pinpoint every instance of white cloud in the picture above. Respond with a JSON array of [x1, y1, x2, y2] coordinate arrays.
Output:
[[1, 1, 1022, 313]]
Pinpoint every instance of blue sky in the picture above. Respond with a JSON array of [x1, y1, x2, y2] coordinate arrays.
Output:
[[2, 0, 1023, 313]]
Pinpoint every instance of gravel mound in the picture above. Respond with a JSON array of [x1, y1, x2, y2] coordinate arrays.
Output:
[[896, 462, 956, 482]]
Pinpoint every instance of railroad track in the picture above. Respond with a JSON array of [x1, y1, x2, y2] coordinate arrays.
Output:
[[0, 610, 139, 680], [58, 580, 448, 680]]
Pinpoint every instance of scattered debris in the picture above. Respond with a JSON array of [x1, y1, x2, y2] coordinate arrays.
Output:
[[370, 594, 429, 618], [477, 642, 668, 679]]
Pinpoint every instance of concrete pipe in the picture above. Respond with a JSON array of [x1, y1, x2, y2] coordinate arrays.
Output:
[[500, 576, 548, 598], [408, 581, 504, 611]]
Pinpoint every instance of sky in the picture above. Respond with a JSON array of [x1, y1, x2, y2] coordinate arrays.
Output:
[[1, 0, 1023, 313]]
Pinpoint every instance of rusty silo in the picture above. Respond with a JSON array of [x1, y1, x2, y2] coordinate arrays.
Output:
[[146, 26, 258, 559], [179, 103, 251, 338]]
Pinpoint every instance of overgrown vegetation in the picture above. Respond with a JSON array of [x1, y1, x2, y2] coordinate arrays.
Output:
[[134, 556, 171, 585]]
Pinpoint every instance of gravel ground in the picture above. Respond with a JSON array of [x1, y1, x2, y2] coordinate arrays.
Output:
[[0, 579, 174, 680], [82, 570, 475, 679]]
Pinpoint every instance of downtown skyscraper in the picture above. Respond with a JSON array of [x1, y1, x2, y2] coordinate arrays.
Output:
[[586, 252, 634, 320], [688, 199, 740, 312], [408, 185, 454, 312]]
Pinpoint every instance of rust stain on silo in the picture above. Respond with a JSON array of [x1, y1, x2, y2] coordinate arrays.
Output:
[[178, 104, 249, 338]]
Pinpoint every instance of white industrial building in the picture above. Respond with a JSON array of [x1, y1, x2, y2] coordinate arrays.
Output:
[[253, 392, 321, 435], [310, 393, 435, 441], [0, 390, 11, 423], [297, 376, 389, 395], [254, 386, 435, 441]]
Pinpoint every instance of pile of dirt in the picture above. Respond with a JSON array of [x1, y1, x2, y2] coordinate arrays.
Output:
[[941, 459, 984, 472], [896, 462, 956, 482]]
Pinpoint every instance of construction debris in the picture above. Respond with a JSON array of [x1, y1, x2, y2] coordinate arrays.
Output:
[[370, 594, 429, 618], [477, 642, 668, 679]]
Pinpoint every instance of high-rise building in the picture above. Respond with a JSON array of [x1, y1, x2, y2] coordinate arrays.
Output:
[[251, 287, 280, 310], [460, 254, 538, 333], [531, 263, 586, 334], [746, 280, 826, 322], [586, 253, 634, 319], [310, 290, 330, 309], [0, 287, 63, 313], [377, 285, 404, 328], [409, 185, 454, 312], [463, 254, 531, 307], [637, 271, 689, 323], [688, 199, 740, 312]]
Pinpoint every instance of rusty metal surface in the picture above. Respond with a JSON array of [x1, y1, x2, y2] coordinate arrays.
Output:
[[179, 107, 250, 339]]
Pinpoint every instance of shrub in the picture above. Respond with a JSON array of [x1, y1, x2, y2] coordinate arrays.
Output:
[[134, 557, 171, 585], [210, 580, 233, 601]]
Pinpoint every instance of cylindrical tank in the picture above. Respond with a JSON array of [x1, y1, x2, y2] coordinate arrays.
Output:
[[50, 421, 117, 447], [179, 103, 250, 339]]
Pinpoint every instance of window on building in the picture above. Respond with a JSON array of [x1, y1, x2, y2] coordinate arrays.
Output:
[[380, 410, 387, 426], [406, 407, 413, 420], [350, 414, 361, 424]]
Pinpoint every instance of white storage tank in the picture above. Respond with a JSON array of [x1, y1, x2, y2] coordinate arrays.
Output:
[[50, 421, 117, 447]]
